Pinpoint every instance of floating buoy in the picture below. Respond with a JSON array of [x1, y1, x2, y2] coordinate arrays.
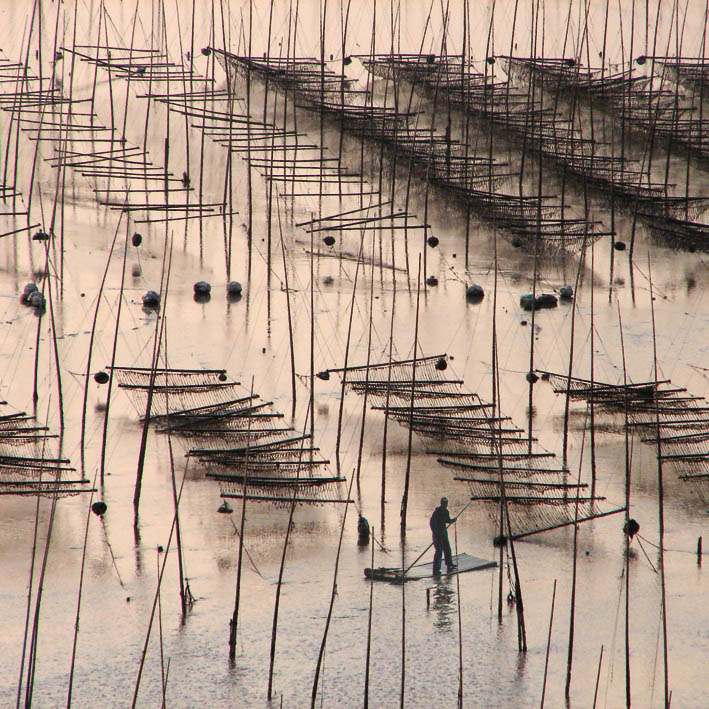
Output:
[[201, 47, 211, 56], [132, 232, 142, 247], [688, 243, 697, 253], [323, 276, 334, 286], [131, 264, 142, 277], [316, 370, 330, 381], [227, 281, 243, 296], [218, 501, 233, 514], [541, 372, 550, 381], [636, 55, 646, 65], [536, 293, 558, 309], [511, 237, 523, 248], [526, 371, 539, 384], [426, 276, 438, 286], [435, 357, 447, 371], [32, 230, 50, 241], [487, 56, 495, 64], [624, 518, 640, 538], [559, 285, 573, 299], [427, 236, 439, 248], [157, 545, 164, 553], [20, 283, 39, 304], [218, 372, 228, 382], [94, 371, 109, 384], [142, 290, 160, 308], [343, 56, 352, 66], [182, 171, 190, 187], [194, 281, 211, 295], [521, 320, 527, 326], [520, 293, 557, 311], [323, 235, 336, 246], [28, 291, 46, 309], [614, 241, 626, 251], [520, 294, 535, 310], [91, 501, 107, 517], [466, 284, 484, 302]]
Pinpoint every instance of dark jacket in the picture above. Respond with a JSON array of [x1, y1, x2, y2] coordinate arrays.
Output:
[[430, 505, 453, 538]]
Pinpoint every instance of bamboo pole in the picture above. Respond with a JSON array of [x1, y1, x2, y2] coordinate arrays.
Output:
[[399, 533, 406, 709], [163, 336, 188, 616], [455, 524, 464, 708], [381, 271, 397, 519], [400, 255, 422, 533], [131, 464, 189, 707], [355, 229, 378, 486], [80, 211, 124, 480], [66, 481, 98, 708], [564, 415, 587, 700], [100, 224, 131, 486], [15, 470, 43, 708], [24, 444, 63, 707], [310, 471, 355, 708], [277, 199, 297, 419], [592, 645, 604, 708], [617, 303, 632, 708], [267, 401, 312, 700], [649, 257, 670, 708], [228, 377, 255, 661], [363, 524, 375, 708], [133, 234, 172, 519], [540, 579, 557, 708], [334, 232, 366, 470]]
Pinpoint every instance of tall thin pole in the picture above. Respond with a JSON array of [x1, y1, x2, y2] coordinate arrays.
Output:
[[649, 258, 670, 708], [618, 303, 632, 708], [134, 235, 172, 519], [278, 202, 297, 419], [400, 256, 422, 533], [100, 225, 131, 487], [311, 474, 355, 708], [363, 524, 375, 708], [229, 377, 255, 660], [540, 579, 557, 708], [268, 401, 312, 700]]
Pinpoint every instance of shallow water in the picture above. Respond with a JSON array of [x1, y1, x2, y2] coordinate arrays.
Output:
[[0, 1, 707, 707]]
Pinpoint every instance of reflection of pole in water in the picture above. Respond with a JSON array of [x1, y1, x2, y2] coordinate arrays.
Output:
[[311, 471, 355, 709], [229, 377, 255, 661], [454, 525, 464, 706], [267, 400, 311, 700], [540, 578, 557, 708], [363, 524, 375, 708]]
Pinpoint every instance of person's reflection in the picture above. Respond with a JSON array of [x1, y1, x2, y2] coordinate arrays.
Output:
[[431, 578, 455, 631]]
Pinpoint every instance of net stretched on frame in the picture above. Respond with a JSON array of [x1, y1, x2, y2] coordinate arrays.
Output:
[[331, 354, 618, 537], [0, 403, 89, 497], [112, 365, 350, 505], [541, 370, 709, 504]]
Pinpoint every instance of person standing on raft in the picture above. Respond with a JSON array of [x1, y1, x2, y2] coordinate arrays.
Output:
[[430, 497, 457, 575]]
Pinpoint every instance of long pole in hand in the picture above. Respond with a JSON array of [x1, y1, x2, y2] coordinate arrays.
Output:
[[403, 499, 475, 575]]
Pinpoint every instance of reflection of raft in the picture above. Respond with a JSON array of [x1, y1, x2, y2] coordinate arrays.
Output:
[[364, 552, 496, 582]]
